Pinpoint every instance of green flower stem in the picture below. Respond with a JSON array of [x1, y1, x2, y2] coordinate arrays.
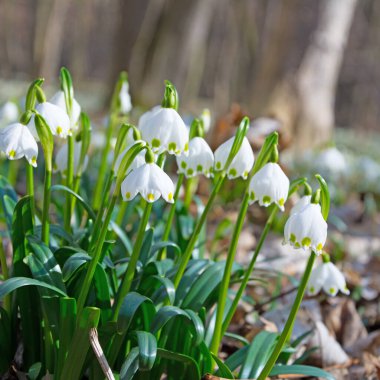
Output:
[[8, 160, 20, 186], [0, 238, 11, 314], [183, 177, 198, 210], [173, 173, 226, 288], [221, 205, 278, 336], [41, 168, 52, 245], [26, 162, 35, 222], [93, 114, 117, 211], [77, 193, 118, 316], [210, 192, 249, 355], [257, 252, 316, 380], [64, 135, 75, 231], [157, 173, 184, 261], [112, 202, 153, 321]]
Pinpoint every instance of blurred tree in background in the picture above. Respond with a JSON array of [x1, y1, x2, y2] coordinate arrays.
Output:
[[0, 0, 378, 148]]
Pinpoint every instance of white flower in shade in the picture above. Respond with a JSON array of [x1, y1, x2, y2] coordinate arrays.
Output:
[[138, 106, 189, 156], [119, 82, 132, 114], [55, 141, 88, 175], [0, 123, 38, 167], [50, 91, 81, 127], [307, 262, 350, 296], [121, 163, 174, 203], [316, 147, 347, 177], [214, 136, 254, 179], [248, 163, 289, 211], [28, 102, 71, 139], [0, 101, 19, 124], [114, 141, 147, 173], [290, 195, 312, 216], [176, 137, 214, 178], [200, 109, 211, 133], [284, 203, 327, 254]]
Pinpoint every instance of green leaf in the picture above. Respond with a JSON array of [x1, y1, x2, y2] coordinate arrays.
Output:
[[315, 174, 330, 220], [211, 353, 234, 379], [120, 347, 139, 380], [139, 275, 175, 305], [138, 227, 154, 264], [157, 348, 200, 380], [239, 331, 277, 379], [0, 277, 67, 299], [1, 193, 17, 232], [51, 184, 97, 220], [27, 362, 42, 380], [149, 241, 182, 262], [223, 345, 249, 372], [132, 331, 157, 371], [0, 307, 12, 374], [150, 306, 189, 335], [183, 309, 204, 346], [270, 364, 335, 380], [60, 307, 101, 380]]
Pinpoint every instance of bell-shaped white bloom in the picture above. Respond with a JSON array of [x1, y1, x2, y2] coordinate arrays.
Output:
[[214, 136, 254, 179], [0, 122, 38, 167], [307, 261, 350, 296], [284, 203, 327, 254], [50, 91, 81, 127], [248, 163, 289, 211], [138, 106, 189, 156], [0, 101, 19, 124], [28, 102, 71, 139], [114, 140, 147, 173], [290, 195, 312, 216], [55, 141, 88, 175], [200, 109, 211, 133], [316, 147, 347, 177], [176, 137, 214, 178], [121, 163, 174, 203], [119, 82, 132, 114]]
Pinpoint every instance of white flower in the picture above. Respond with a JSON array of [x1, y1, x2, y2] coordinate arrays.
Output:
[[176, 137, 214, 178], [121, 163, 174, 203], [0, 101, 19, 124], [308, 261, 350, 296], [200, 109, 211, 133], [119, 82, 132, 114], [55, 141, 88, 175], [0, 122, 38, 167], [316, 147, 347, 177], [114, 140, 147, 173], [284, 203, 327, 254], [28, 102, 71, 139], [214, 136, 254, 179], [138, 106, 189, 156], [50, 91, 81, 127], [248, 163, 289, 211], [290, 195, 311, 216]]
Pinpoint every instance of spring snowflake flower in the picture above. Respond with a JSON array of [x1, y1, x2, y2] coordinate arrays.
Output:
[[55, 141, 88, 175], [284, 203, 327, 254], [121, 163, 174, 203], [290, 195, 312, 216], [138, 106, 189, 156], [200, 109, 211, 133], [248, 162, 289, 211], [28, 102, 71, 139], [307, 261, 350, 296], [176, 137, 214, 178], [0, 122, 38, 166], [114, 141, 147, 173], [316, 147, 347, 177], [119, 82, 132, 114], [0, 101, 19, 124], [50, 91, 81, 127], [214, 136, 254, 179]]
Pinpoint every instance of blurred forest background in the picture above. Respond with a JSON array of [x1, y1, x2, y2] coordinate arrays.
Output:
[[0, 0, 379, 148]]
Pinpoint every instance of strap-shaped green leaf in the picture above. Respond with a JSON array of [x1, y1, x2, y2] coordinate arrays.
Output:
[[270, 364, 335, 380], [132, 331, 157, 371]]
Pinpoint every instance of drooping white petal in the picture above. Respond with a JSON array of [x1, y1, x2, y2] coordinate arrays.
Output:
[[119, 83, 132, 114], [176, 137, 214, 178], [121, 163, 174, 203], [290, 195, 312, 216], [248, 162, 289, 210], [55, 141, 88, 175], [28, 102, 71, 139], [308, 262, 349, 296], [214, 136, 254, 179], [284, 203, 327, 254], [0, 122, 38, 166], [50, 91, 81, 128], [138, 106, 189, 156]]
